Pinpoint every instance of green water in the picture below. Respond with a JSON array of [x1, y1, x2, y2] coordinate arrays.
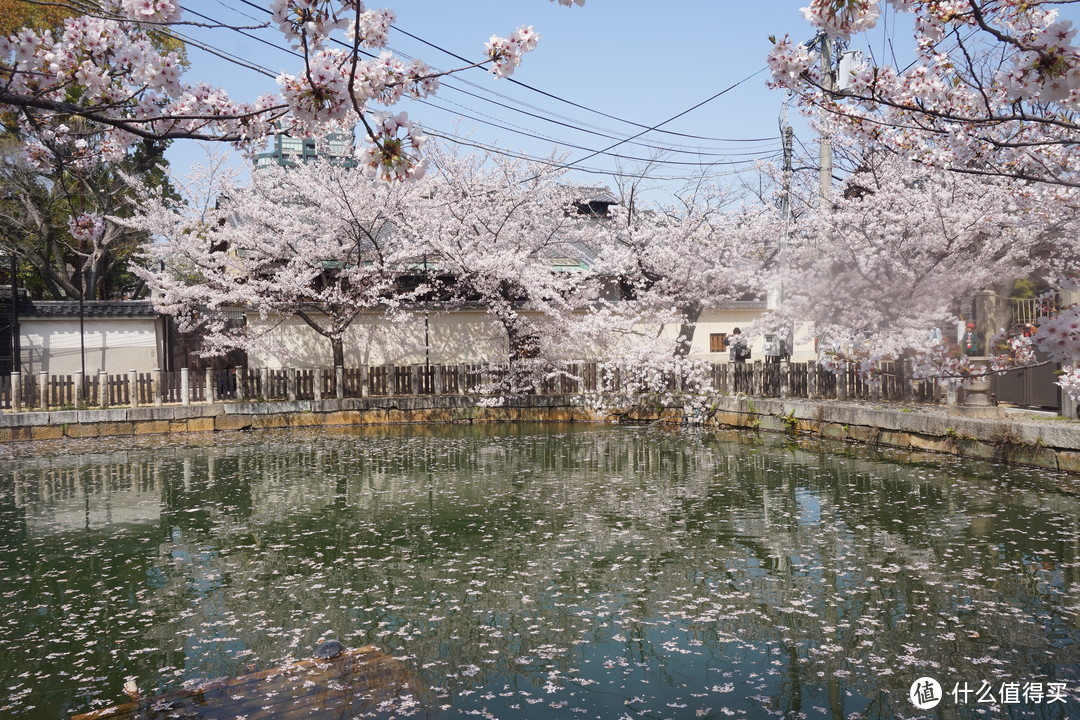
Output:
[[0, 424, 1077, 719]]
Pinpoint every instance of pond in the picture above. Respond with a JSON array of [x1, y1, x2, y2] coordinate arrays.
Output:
[[0, 423, 1077, 720]]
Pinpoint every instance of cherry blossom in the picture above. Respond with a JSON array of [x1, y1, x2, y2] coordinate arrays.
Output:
[[1, 1, 579, 178], [590, 182, 778, 359], [398, 143, 594, 379], [768, 2, 1080, 403], [485, 26, 540, 79], [769, 1, 1080, 187], [757, 145, 1080, 401], [120, 0, 182, 24], [1030, 302, 1080, 365], [67, 213, 105, 243], [763, 151, 1050, 357], [123, 152, 422, 366], [800, 0, 880, 38]]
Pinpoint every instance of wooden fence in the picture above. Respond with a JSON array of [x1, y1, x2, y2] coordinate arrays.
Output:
[[0, 360, 945, 413]]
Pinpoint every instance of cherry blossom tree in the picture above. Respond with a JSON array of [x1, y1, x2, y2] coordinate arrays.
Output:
[[125, 153, 420, 366], [774, 154, 1013, 349], [591, 179, 778, 359], [1, 0, 579, 178], [0, 135, 176, 300], [768, 1, 1080, 404], [398, 144, 596, 385], [768, 0, 1080, 187], [761, 150, 1079, 392]]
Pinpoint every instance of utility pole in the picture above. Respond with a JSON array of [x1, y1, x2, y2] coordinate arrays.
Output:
[[780, 103, 794, 226], [818, 32, 836, 199], [773, 102, 795, 309], [775, 102, 796, 356], [9, 253, 18, 374]]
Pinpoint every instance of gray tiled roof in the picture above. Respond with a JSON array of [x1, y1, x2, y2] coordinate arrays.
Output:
[[18, 300, 161, 318]]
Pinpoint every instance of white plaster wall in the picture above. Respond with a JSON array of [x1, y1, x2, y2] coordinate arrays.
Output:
[[20, 317, 161, 375], [245, 306, 817, 368], [687, 310, 817, 363], [246, 311, 513, 368]]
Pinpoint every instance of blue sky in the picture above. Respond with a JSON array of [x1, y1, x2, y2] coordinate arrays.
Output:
[[163, 1, 1077, 201]]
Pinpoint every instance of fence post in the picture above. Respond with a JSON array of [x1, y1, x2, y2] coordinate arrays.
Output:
[[181, 368, 190, 406], [458, 364, 468, 395], [360, 365, 370, 398], [11, 372, 21, 413], [73, 370, 83, 408], [902, 358, 914, 403], [152, 368, 162, 406], [806, 361, 818, 399], [410, 364, 420, 395], [314, 369, 323, 402], [836, 365, 848, 401], [779, 361, 790, 399], [38, 371, 48, 411], [99, 370, 109, 408], [335, 366, 344, 400], [235, 366, 245, 402], [128, 369, 139, 408], [204, 367, 215, 404], [286, 368, 296, 401], [260, 367, 269, 401], [432, 364, 443, 396]]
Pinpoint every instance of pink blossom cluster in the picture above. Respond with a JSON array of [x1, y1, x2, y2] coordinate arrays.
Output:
[[766, 36, 817, 89], [994, 8, 1080, 104], [800, 0, 880, 39], [485, 26, 540, 79], [768, 1, 1080, 187], [67, 213, 105, 243], [989, 333, 1036, 373], [360, 111, 428, 181], [1030, 302, 1080, 364], [347, 8, 396, 49], [120, 0, 182, 24], [2, 1, 576, 180], [1060, 366, 1080, 401], [1, 11, 278, 165], [909, 345, 975, 389], [270, 0, 355, 48], [586, 354, 716, 414]]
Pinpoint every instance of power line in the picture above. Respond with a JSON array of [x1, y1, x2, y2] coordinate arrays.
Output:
[[216, 0, 778, 153], [421, 79, 779, 158], [176, 3, 777, 171], [422, 128, 775, 181], [551, 67, 771, 175], [421, 96, 779, 168], [388, 23, 777, 145]]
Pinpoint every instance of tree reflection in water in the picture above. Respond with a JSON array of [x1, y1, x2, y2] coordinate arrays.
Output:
[[1, 424, 1077, 719]]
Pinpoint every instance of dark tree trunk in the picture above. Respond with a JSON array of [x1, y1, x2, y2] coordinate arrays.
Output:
[[673, 301, 704, 357], [331, 336, 344, 369]]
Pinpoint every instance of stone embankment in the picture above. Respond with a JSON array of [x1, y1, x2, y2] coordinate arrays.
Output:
[[700, 397, 1080, 474], [1, 394, 1078, 474], [0, 395, 593, 442]]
